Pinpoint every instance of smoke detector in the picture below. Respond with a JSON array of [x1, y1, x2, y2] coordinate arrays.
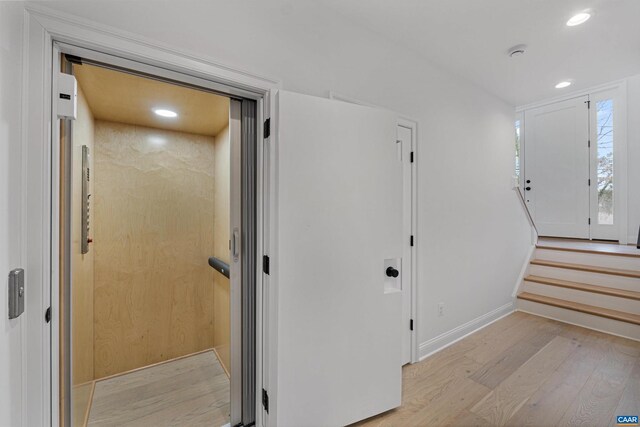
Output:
[[508, 44, 527, 58]]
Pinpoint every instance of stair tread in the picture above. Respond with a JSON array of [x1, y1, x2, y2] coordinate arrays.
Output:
[[531, 259, 640, 278], [525, 275, 640, 301], [517, 292, 640, 325], [536, 244, 640, 258]]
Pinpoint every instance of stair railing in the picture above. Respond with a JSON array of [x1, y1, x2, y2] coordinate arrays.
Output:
[[515, 185, 538, 245]]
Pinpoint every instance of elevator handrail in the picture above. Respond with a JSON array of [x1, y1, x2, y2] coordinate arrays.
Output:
[[208, 256, 230, 278]]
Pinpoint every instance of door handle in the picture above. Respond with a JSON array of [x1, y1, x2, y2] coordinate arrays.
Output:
[[232, 228, 240, 262], [525, 187, 531, 191], [385, 267, 399, 278]]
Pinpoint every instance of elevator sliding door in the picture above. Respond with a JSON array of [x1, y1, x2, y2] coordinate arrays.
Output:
[[230, 98, 258, 426]]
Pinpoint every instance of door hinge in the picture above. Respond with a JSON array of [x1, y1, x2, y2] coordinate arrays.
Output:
[[588, 140, 591, 148], [263, 118, 271, 139], [410, 151, 414, 163], [263, 255, 270, 275], [410, 319, 414, 331], [410, 235, 414, 247], [45, 307, 51, 323], [262, 388, 269, 413], [585, 100, 591, 109], [588, 179, 591, 186], [588, 218, 591, 225]]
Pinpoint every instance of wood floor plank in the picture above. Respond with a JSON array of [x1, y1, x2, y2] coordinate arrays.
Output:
[[465, 314, 561, 365], [444, 409, 494, 427], [347, 313, 639, 427], [355, 356, 484, 427], [506, 332, 609, 426], [88, 350, 229, 426], [409, 376, 491, 426], [610, 358, 640, 427], [469, 327, 558, 389], [469, 336, 579, 426], [558, 340, 638, 427]]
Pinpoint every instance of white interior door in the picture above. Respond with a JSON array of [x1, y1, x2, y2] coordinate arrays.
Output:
[[397, 124, 413, 365], [272, 90, 403, 427], [524, 96, 590, 239]]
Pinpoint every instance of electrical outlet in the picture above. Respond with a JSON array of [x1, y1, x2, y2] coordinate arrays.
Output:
[[438, 302, 444, 317]]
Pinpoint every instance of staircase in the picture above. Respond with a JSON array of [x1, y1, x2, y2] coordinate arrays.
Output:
[[516, 241, 640, 341]]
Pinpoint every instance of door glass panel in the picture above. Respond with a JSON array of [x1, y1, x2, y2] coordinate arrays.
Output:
[[596, 99, 614, 225]]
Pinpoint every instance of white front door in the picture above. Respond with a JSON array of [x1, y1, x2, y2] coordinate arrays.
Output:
[[271, 90, 403, 427], [524, 96, 590, 239]]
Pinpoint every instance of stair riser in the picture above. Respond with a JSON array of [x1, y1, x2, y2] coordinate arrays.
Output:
[[522, 281, 640, 313], [516, 299, 640, 341], [535, 248, 640, 271], [529, 264, 640, 292]]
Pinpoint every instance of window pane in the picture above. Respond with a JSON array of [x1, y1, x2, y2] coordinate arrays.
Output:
[[596, 99, 613, 225], [515, 119, 521, 178]]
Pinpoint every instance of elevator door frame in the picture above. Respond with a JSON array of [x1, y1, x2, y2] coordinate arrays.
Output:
[[49, 39, 273, 427]]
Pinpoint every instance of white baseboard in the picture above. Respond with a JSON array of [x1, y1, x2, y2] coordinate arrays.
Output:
[[418, 301, 515, 361], [628, 234, 638, 246]]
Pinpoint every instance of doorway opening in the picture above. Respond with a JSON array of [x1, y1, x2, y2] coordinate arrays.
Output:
[[58, 49, 257, 427], [519, 85, 627, 243]]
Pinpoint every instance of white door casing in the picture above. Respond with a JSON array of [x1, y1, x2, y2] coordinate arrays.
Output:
[[524, 96, 590, 239], [397, 124, 413, 365], [24, 8, 279, 426], [272, 90, 403, 426], [327, 93, 418, 364]]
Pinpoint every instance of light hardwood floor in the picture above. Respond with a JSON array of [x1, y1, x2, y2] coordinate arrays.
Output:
[[86, 350, 229, 426], [353, 311, 640, 427]]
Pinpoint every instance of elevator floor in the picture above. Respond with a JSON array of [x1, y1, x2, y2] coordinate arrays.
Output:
[[85, 350, 230, 426]]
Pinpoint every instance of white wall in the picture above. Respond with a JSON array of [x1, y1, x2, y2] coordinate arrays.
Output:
[[10, 0, 531, 386], [627, 74, 640, 244], [0, 2, 24, 425]]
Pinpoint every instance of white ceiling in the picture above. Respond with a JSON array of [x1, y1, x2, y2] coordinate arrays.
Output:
[[318, 0, 640, 106]]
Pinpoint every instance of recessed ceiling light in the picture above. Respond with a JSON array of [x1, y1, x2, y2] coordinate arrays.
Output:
[[566, 12, 591, 26], [555, 81, 572, 89], [153, 109, 178, 118]]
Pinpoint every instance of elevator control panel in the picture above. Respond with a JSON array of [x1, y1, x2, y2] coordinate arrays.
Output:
[[8, 268, 24, 319], [81, 145, 91, 254], [57, 72, 77, 120]]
